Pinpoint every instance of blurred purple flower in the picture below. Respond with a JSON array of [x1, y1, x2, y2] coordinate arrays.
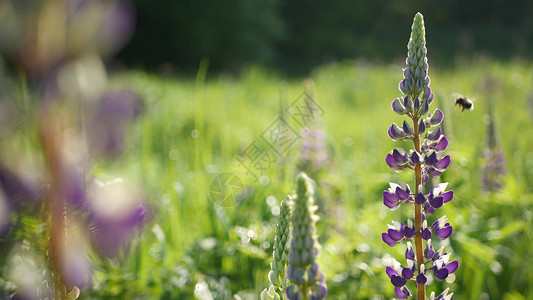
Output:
[[299, 128, 330, 175], [97, 1, 136, 56], [55, 223, 92, 288], [0, 164, 41, 207], [482, 148, 506, 192], [86, 90, 142, 157], [88, 178, 146, 257], [0, 189, 10, 234]]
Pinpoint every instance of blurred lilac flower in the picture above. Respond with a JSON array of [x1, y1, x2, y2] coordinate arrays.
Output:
[[97, 1, 136, 56], [86, 90, 142, 157], [482, 148, 506, 192], [0, 0, 145, 297], [88, 178, 146, 257], [299, 128, 330, 175], [55, 222, 93, 288], [0, 189, 10, 233], [0, 164, 41, 207], [482, 108, 506, 192]]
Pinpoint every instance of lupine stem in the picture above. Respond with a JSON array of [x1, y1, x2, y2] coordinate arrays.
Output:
[[413, 116, 425, 300], [383, 12, 458, 300]]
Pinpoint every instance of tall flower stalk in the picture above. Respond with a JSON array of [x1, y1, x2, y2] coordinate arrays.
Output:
[[262, 196, 292, 300], [286, 173, 326, 300], [382, 13, 458, 300], [482, 101, 506, 192]]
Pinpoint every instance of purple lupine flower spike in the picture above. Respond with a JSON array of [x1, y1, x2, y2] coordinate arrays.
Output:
[[382, 12, 457, 298]]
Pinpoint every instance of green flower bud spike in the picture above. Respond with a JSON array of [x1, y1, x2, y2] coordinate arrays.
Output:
[[262, 196, 292, 300], [285, 173, 327, 300]]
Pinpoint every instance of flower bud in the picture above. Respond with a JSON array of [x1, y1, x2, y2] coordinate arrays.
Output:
[[286, 173, 326, 298], [418, 119, 426, 135], [420, 99, 430, 115], [399, 79, 408, 94], [409, 150, 422, 165], [415, 192, 426, 204], [392, 98, 406, 114], [427, 127, 442, 141], [434, 155, 451, 171], [402, 120, 413, 136], [428, 109, 444, 126], [388, 123, 406, 141]]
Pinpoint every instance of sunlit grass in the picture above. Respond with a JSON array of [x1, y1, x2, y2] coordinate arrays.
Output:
[[67, 60, 533, 298]]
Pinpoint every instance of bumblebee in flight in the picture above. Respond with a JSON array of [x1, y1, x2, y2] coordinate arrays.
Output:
[[455, 96, 474, 112]]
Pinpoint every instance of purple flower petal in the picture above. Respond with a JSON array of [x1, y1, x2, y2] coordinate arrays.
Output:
[[403, 96, 411, 110], [386, 154, 400, 169], [445, 260, 459, 273], [418, 119, 426, 134], [383, 200, 400, 209], [285, 285, 299, 300], [395, 286, 411, 300], [421, 98, 430, 114], [405, 244, 415, 260], [425, 246, 435, 261], [383, 191, 400, 209], [435, 224, 453, 240], [399, 79, 408, 94], [424, 202, 435, 215], [392, 98, 406, 114], [415, 192, 426, 204], [417, 273, 427, 284], [310, 283, 327, 300], [414, 97, 420, 111], [393, 149, 409, 165], [435, 136, 449, 151], [421, 228, 432, 240], [388, 123, 405, 140], [391, 275, 407, 287], [402, 120, 413, 135], [429, 196, 444, 209], [386, 266, 398, 278], [434, 268, 449, 280], [416, 78, 423, 91], [382, 233, 398, 247], [388, 228, 404, 241], [383, 190, 399, 203], [401, 267, 414, 279], [403, 183, 411, 195], [435, 155, 451, 170], [428, 168, 441, 177], [396, 187, 409, 200], [425, 152, 438, 166], [441, 190, 454, 203], [403, 226, 415, 238], [427, 127, 442, 141], [410, 151, 422, 165], [429, 109, 444, 126]]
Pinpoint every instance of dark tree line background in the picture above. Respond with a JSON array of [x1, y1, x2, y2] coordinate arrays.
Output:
[[118, 0, 533, 75]]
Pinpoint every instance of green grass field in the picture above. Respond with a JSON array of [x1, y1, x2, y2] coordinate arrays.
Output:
[[3, 59, 533, 299], [80, 60, 533, 299]]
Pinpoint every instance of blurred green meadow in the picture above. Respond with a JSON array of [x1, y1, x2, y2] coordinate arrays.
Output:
[[68, 60, 533, 299]]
